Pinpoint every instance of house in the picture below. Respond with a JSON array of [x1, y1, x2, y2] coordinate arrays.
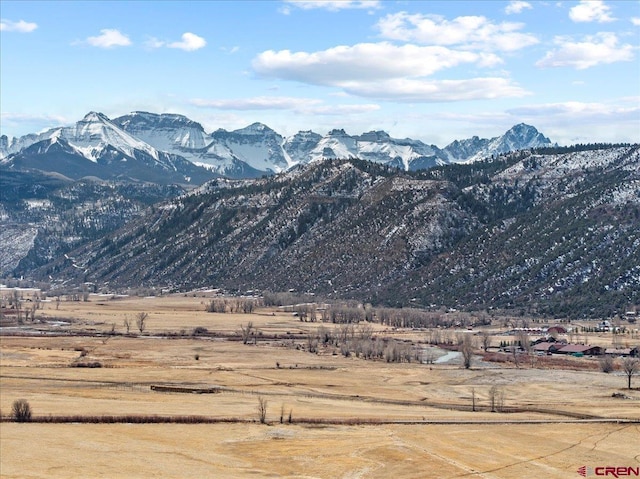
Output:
[[557, 344, 603, 356]]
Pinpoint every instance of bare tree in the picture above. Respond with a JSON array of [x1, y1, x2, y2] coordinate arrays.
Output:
[[460, 334, 475, 369], [257, 396, 268, 424], [480, 331, 492, 352], [12, 399, 32, 422], [123, 317, 131, 334], [599, 355, 615, 373], [471, 387, 477, 412], [306, 333, 319, 353], [135, 312, 148, 334], [241, 322, 254, 344], [622, 357, 639, 390], [488, 385, 504, 412]]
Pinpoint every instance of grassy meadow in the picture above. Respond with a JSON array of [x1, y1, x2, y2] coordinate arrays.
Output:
[[1, 293, 638, 478]]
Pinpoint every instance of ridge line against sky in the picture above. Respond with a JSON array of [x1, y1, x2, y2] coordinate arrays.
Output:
[[1, 0, 639, 146]]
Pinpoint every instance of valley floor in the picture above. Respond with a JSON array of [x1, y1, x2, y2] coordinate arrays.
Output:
[[1, 294, 638, 478]]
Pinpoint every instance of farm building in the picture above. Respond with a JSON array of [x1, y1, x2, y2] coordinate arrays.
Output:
[[556, 344, 603, 356], [546, 325, 567, 335]]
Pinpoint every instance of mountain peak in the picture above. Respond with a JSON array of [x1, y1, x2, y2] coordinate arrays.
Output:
[[356, 131, 392, 142], [234, 122, 276, 135], [81, 111, 110, 123]]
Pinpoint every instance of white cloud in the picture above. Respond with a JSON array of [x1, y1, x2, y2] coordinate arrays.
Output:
[[144, 37, 165, 49], [507, 100, 638, 117], [376, 12, 539, 51], [281, 1, 381, 12], [337, 77, 530, 102], [252, 42, 532, 102], [536, 32, 634, 69], [505, 1, 532, 15], [0, 19, 38, 33], [189, 96, 379, 115], [167, 32, 206, 51], [253, 42, 502, 85], [302, 103, 380, 115], [85, 29, 132, 48], [569, 0, 615, 23], [0, 112, 71, 138], [145, 32, 206, 51], [190, 96, 322, 110], [631, 17, 640, 26]]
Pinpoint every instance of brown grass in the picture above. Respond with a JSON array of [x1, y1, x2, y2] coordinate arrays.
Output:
[[1, 294, 639, 478]]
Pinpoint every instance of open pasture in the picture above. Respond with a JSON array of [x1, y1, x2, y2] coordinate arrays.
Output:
[[1, 294, 638, 478]]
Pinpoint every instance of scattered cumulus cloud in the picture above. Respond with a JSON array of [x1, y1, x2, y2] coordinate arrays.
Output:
[[0, 19, 38, 33], [631, 17, 640, 26], [84, 29, 132, 48], [505, 1, 532, 15], [253, 42, 502, 84], [146, 32, 206, 51], [569, 0, 615, 23], [280, 0, 381, 14], [251, 42, 530, 102], [168, 32, 206, 51], [536, 32, 634, 69], [376, 12, 539, 51], [220, 46, 240, 54]]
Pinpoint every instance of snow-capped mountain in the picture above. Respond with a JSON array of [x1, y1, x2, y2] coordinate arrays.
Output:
[[208, 122, 292, 174], [113, 111, 210, 153], [443, 124, 552, 163], [283, 130, 323, 164], [0, 112, 215, 185], [284, 129, 448, 170], [1, 111, 554, 181]]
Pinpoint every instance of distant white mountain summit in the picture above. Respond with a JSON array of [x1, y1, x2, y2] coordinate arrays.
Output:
[[0, 112, 552, 180]]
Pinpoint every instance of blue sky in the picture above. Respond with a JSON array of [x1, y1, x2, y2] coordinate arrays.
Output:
[[1, 0, 639, 146]]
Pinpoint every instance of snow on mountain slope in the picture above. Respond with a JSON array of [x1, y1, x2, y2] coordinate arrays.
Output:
[[2, 111, 557, 180], [207, 122, 291, 173], [308, 129, 358, 163], [283, 130, 322, 164], [1, 112, 163, 164], [68, 111, 161, 161], [113, 111, 210, 153], [444, 123, 552, 163]]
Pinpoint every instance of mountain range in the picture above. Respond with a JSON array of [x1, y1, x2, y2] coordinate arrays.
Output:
[[22, 144, 640, 319], [1, 111, 552, 181]]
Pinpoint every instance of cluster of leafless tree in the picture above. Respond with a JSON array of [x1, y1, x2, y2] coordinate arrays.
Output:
[[123, 312, 148, 334], [302, 323, 421, 363], [206, 298, 260, 314], [1, 290, 43, 324]]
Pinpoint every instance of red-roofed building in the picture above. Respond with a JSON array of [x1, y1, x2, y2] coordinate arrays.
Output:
[[557, 344, 603, 356]]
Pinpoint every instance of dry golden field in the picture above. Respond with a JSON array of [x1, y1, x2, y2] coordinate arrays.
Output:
[[1, 294, 639, 478]]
